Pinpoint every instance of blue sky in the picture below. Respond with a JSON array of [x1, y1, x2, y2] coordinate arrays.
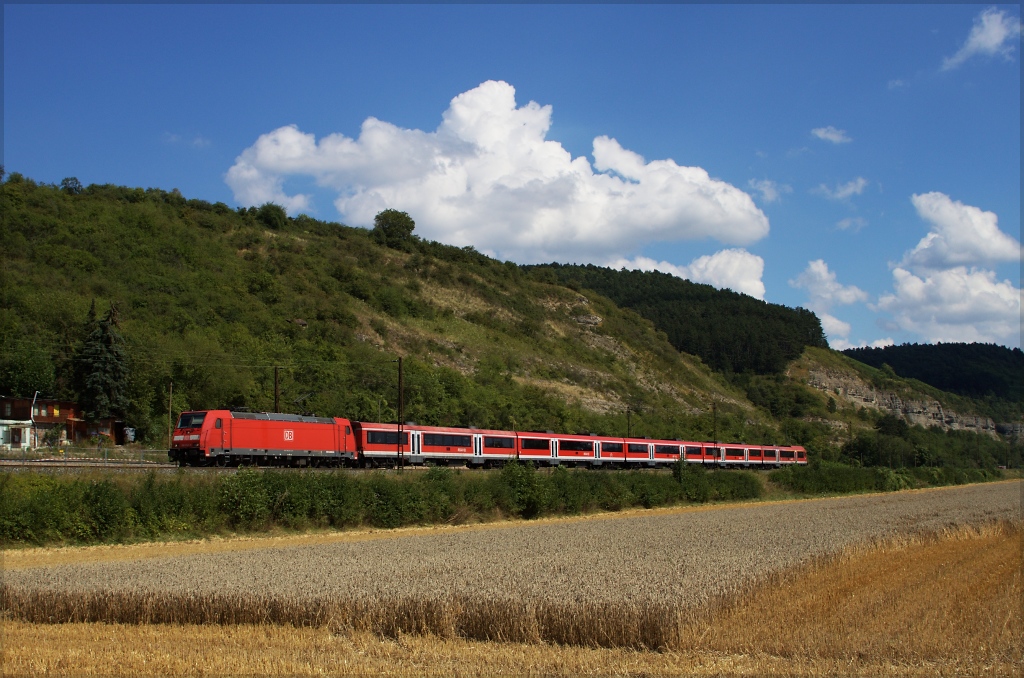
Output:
[[5, 4, 1021, 349]]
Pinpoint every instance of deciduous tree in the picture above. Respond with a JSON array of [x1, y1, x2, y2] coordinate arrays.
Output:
[[371, 209, 416, 249]]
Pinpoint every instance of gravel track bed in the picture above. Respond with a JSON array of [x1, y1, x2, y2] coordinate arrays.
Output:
[[7, 482, 1020, 608]]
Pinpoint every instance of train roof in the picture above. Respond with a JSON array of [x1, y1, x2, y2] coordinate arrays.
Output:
[[230, 411, 336, 425]]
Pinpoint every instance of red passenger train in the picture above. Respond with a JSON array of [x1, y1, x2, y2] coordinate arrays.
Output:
[[169, 409, 807, 469]]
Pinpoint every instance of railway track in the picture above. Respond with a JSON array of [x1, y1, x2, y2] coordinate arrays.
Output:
[[0, 459, 683, 475], [0, 459, 178, 470], [0, 459, 435, 473]]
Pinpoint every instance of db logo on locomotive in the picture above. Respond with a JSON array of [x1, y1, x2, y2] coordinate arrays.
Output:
[[284, 430, 294, 441]]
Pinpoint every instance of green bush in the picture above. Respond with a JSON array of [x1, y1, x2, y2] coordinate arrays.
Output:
[[673, 461, 711, 502], [218, 469, 270, 528], [770, 462, 995, 495], [873, 467, 912, 492], [707, 470, 763, 500], [770, 462, 879, 494], [494, 461, 544, 518]]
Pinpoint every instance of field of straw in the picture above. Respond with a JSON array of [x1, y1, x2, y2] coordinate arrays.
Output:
[[2, 481, 1021, 675], [3, 518, 1020, 676]]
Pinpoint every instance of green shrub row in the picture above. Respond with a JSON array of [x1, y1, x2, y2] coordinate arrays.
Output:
[[7, 461, 994, 547], [769, 461, 1002, 495], [0, 464, 765, 547]]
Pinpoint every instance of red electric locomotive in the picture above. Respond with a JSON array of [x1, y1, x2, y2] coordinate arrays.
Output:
[[169, 410, 357, 467]]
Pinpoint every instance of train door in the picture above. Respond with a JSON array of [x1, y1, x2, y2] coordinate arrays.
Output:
[[411, 431, 422, 456], [595, 442, 601, 460], [551, 439, 558, 461], [648, 443, 654, 465], [216, 417, 229, 451], [473, 434, 483, 458]]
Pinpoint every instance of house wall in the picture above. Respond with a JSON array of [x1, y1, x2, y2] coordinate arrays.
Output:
[[0, 396, 119, 449]]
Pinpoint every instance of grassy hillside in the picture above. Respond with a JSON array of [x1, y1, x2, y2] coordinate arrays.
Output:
[[527, 263, 828, 375], [1, 172, 1016, 468], [1, 174, 762, 445]]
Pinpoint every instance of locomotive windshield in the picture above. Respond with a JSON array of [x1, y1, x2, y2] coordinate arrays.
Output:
[[176, 413, 207, 429]]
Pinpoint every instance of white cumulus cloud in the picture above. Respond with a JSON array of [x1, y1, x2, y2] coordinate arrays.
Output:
[[226, 80, 770, 264], [942, 7, 1023, 71], [747, 178, 792, 204], [791, 259, 869, 309], [610, 248, 765, 300], [875, 267, 1022, 345], [874, 193, 1022, 347], [836, 217, 867, 232], [811, 126, 852, 144], [818, 313, 852, 340], [831, 337, 895, 351], [790, 259, 868, 347], [904, 192, 1022, 271], [816, 177, 868, 201]]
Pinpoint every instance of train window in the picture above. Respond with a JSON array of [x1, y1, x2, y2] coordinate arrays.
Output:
[[215, 419, 222, 430], [559, 440, 593, 452], [176, 413, 206, 429], [345, 426, 351, 435], [781, 450, 795, 459], [655, 445, 679, 455], [603, 442, 623, 453], [685, 446, 702, 456], [484, 436, 514, 449], [521, 438, 549, 450], [628, 443, 648, 453], [797, 451, 806, 459], [367, 431, 410, 445], [726, 448, 743, 456], [424, 434, 472, 447], [748, 449, 761, 457]]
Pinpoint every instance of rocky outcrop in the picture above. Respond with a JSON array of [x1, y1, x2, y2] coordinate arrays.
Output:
[[574, 314, 603, 326], [802, 367, 999, 436]]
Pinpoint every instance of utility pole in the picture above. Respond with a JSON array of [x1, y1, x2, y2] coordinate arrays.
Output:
[[274, 366, 280, 414], [397, 357, 404, 470], [626, 406, 632, 438], [29, 391, 38, 452], [167, 380, 173, 450], [512, 417, 519, 461], [712, 401, 718, 464]]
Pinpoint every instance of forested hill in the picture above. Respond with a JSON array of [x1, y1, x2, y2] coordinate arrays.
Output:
[[527, 264, 828, 375], [843, 343, 1023, 405]]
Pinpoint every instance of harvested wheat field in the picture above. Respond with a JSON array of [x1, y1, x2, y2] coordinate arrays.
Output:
[[3, 519, 1021, 676], [2, 481, 1021, 675]]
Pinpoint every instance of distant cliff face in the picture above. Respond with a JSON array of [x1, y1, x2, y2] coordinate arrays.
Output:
[[800, 366, 999, 437]]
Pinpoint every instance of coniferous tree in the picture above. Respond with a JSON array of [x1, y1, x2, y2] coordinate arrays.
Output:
[[73, 302, 130, 421]]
